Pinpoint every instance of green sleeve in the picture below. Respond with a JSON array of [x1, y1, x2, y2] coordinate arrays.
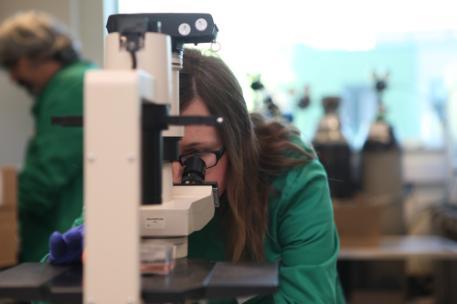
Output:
[[250, 159, 343, 304], [72, 212, 84, 226], [19, 81, 83, 216]]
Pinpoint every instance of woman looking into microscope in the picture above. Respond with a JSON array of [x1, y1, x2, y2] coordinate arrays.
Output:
[[49, 48, 345, 304]]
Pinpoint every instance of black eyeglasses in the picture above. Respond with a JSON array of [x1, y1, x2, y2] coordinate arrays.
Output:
[[178, 146, 225, 169]]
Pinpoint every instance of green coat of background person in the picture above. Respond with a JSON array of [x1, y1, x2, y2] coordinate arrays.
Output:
[[0, 11, 94, 262]]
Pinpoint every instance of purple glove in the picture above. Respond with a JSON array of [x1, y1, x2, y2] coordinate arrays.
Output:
[[48, 224, 84, 265]]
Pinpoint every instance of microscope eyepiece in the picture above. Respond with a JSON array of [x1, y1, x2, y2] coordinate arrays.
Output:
[[181, 156, 206, 185]]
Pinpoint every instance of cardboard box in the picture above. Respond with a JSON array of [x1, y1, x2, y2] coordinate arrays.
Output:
[[351, 290, 404, 304], [333, 195, 382, 247], [333, 193, 406, 247], [0, 167, 18, 267]]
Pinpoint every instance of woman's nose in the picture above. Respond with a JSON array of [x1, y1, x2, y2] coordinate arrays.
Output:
[[172, 161, 182, 184]]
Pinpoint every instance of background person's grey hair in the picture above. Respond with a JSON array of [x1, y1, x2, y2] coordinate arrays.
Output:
[[0, 11, 80, 68]]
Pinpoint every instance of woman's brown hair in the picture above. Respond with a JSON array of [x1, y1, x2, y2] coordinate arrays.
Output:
[[180, 48, 313, 262]]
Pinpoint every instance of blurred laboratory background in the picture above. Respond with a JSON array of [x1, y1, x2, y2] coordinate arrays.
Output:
[[1, 0, 457, 303]]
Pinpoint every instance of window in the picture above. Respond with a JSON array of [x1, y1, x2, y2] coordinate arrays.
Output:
[[117, 0, 457, 154]]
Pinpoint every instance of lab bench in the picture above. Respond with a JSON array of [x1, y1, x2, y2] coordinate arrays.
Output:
[[0, 259, 278, 303], [338, 235, 457, 304]]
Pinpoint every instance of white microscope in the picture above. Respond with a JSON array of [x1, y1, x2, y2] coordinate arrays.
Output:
[[82, 13, 219, 304]]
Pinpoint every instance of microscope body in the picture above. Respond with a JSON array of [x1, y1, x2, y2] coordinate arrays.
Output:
[[84, 14, 218, 304]]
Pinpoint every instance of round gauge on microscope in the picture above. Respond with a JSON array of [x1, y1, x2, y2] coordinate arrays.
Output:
[[195, 18, 208, 31], [178, 23, 191, 36]]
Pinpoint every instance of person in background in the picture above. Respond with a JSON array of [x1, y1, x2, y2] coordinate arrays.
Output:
[[48, 48, 345, 303], [0, 11, 93, 262]]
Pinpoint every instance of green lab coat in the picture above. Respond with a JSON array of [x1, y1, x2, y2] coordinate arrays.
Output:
[[19, 61, 93, 262], [188, 157, 345, 303]]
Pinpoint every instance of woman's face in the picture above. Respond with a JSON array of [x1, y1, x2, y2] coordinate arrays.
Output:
[[172, 97, 228, 195]]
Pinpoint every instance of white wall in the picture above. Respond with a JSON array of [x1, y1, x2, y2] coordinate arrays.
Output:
[[0, 0, 116, 167]]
